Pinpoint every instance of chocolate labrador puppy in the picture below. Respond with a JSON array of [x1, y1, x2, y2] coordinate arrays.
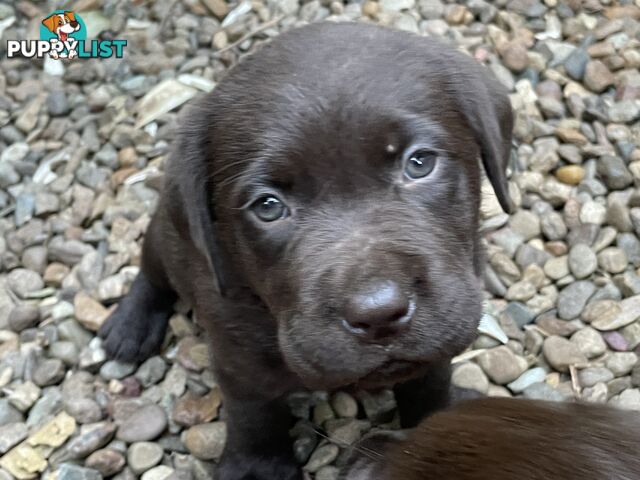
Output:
[[99, 22, 513, 480], [341, 398, 640, 480]]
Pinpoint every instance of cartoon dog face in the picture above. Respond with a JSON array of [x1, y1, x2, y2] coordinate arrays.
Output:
[[41, 11, 80, 42]]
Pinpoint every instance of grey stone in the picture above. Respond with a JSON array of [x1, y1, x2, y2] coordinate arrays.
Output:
[[568, 244, 597, 279], [609, 388, 640, 411], [477, 346, 528, 385], [451, 362, 489, 394], [522, 382, 566, 402], [0, 399, 24, 426], [127, 442, 163, 475], [46, 91, 70, 117], [330, 392, 358, 418], [8, 304, 39, 332], [540, 211, 567, 240], [570, 327, 606, 359], [135, 357, 168, 388], [557, 281, 596, 320], [508, 210, 541, 240], [507, 367, 546, 394], [56, 463, 102, 480], [598, 247, 628, 274], [543, 335, 588, 372], [100, 361, 136, 381], [33, 358, 66, 387], [578, 367, 614, 388], [116, 404, 167, 442], [6, 269, 44, 299], [597, 155, 633, 190], [0, 422, 28, 453], [606, 352, 638, 377], [617, 233, 640, 267]]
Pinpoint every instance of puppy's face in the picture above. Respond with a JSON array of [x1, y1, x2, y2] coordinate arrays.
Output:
[[191, 23, 512, 389], [42, 12, 80, 40]]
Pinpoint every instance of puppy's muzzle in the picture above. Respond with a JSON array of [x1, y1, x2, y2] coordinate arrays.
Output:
[[342, 280, 415, 343]]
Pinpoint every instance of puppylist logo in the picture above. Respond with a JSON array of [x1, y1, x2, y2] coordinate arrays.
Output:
[[6, 10, 126, 60]]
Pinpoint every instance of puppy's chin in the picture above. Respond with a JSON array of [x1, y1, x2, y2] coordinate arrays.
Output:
[[277, 321, 478, 391]]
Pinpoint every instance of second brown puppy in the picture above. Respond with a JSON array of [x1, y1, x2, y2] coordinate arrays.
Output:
[[343, 398, 640, 480]]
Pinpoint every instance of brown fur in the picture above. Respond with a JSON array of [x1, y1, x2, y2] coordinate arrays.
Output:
[[343, 398, 640, 480]]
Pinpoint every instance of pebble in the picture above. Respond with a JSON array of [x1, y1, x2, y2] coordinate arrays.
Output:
[[304, 444, 340, 472], [477, 346, 528, 384], [543, 335, 588, 372], [32, 358, 66, 387], [0, 423, 28, 453], [578, 367, 614, 388], [523, 382, 567, 402], [127, 442, 164, 474], [182, 422, 226, 460], [507, 367, 546, 393], [570, 327, 606, 359], [557, 281, 596, 320], [597, 247, 628, 274], [583, 60, 615, 92], [592, 295, 640, 331], [8, 305, 39, 332], [55, 464, 102, 480], [568, 244, 597, 279], [141, 465, 176, 480], [606, 352, 638, 377], [451, 362, 489, 394], [100, 361, 136, 381], [74, 292, 110, 332], [135, 357, 168, 387], [116, 405, 167, 442], [172, 389, 221, 427], [85, 449, 126, 477], [330, 392, 359, 418], [6, 269, 44, 299], [609, 389, 640, 411]]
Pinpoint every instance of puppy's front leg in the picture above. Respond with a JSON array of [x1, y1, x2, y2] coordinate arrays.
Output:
[[393, 360, 452, 427], [217, 395, 301, 480]]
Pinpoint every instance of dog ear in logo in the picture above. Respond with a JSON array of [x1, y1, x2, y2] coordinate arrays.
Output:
[[41, 11, 81, 60]]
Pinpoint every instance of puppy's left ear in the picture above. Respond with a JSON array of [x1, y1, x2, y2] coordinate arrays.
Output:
[[447, 53, 514, 214], [65, 11, 76, 22], [42, 15, 57, 33]]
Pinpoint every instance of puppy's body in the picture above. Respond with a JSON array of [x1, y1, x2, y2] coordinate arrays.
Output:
[[100, 22, 513, 479], [344, 398, 640, 480]]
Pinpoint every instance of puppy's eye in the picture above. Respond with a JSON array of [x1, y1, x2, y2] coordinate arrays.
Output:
[[404, 149, 437, 180], [251, 195, 288, 222]]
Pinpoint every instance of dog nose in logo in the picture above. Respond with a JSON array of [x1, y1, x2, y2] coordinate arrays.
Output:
[[70, 21, 79, 28], [343, 281, 413, 341]]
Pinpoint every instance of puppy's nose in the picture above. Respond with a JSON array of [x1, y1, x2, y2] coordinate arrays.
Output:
[[70, 21, 79, 28], [343, 281, 413, 341]]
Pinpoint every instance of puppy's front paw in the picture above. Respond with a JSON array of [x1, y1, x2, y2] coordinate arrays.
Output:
[[98, 274, 174, 363], [217, 452, 302, 480], [68, 50, 77, 59]]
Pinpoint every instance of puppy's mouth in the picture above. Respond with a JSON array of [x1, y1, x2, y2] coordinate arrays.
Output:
[[351, 359, 429, 389], [59, 31, 68, 42]]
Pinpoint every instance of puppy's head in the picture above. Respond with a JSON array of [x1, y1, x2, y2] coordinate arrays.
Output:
[[172, 23, 513, 389], [42, 11, 80, 41]]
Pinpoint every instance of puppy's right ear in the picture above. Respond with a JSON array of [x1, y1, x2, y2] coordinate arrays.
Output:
[[42, 15, 57, 33], [165, 105, 227, 296]]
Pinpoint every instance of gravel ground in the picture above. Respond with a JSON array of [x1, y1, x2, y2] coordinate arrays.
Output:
[[1, 0, 640, 479]]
